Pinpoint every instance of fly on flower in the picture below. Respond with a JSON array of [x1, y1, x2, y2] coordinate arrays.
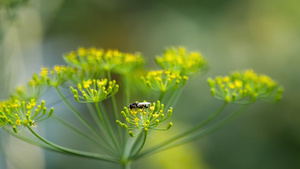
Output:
[[128, 102, 151, 109]]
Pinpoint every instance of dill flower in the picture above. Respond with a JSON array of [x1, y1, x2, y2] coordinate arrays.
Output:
[[11, 76, 45, 101], [141, 70, 188, 92], [63, 47, 144, 76], [70, 78, 119, 103], [36, 65, 75, 87], [116, 100, 173, 136], [0, 99, 54, 133], [155, 47, 207, 76], [207, 69, 284, 103]]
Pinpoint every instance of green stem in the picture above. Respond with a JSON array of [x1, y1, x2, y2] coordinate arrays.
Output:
[[94, 102, 106, 128], [56, 87, 118, 154], [165, 88, 182, 110], [121, 161, 132, 169], [121, 138, 135, 167], [106, 71, 119, 121], [97, 102, 120, 147], [55, 87, 102, 139], [95, 102, 120, 154], [158, 91, 166, 102], [124, 75, 130, 106], [133, 102, 227, 160], [106, 71, 124, 154], [52, 115, 113, 154], [27, 126, 117, 163], [3, 126, 55, 150], [131, 130, 147, 158], [86, 103, 105, 134]]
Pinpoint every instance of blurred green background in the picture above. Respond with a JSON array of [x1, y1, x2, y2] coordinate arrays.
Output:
[[1, 0, 300, 169]]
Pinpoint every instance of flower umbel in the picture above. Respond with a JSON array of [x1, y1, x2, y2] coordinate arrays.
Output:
[[36, 65, 75, 87], [70, 79, 119, 103], [11, 77, 45, 101], [141, 70, 188, 92], [0, 99, 54, 133], [207, 69, 284, 103], [155, 47, 207, 76], [64, 47, 144, 76], [117, 100, 173, 137]]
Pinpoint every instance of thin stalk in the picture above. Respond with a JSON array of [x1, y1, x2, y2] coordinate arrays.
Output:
[[106, 71, 124, 154], [96, 102, 120, 143], [95, 102, 121, 154], [130, 130, 147, 158], [86, 103, 105, 133], [3, 126, 55, 150], [141, 104, 249, 158], [106, 71, 119, 120], [119, 74, 130, 153], [52, 115, 113, 154], [133, 102, 227, 160], [27, 126, 118, 163], [120, 75, 130, 149], [121, 137, 136, 166], [94, 102, 120, 155], [124, 75, 130, 106], [165, 88, 182, 110], [55, 87, 102, 139], [88, 102, 117, 141], [158, 91, 166, 102], [121, 161, 132, 169]]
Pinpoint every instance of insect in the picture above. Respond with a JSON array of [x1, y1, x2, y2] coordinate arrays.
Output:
[[129, 102, 151, 109]]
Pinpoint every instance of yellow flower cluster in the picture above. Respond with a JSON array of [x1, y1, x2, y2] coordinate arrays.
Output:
[[70, 79, 119, 103], [207, 70, 284, 103], [0, 99, 54, 133], [141, 70, 188, 92], [11, 78, 45, 101], [155, 47, 207, 76], [64, 47, 144, 75], [37, 65, 75, 87], [116, 100, 173, 136]]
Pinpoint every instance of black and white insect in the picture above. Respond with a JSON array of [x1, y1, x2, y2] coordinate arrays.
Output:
[[128, 102, 151, 109]]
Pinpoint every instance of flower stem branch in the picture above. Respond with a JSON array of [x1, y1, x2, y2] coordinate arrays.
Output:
[[55, 87, 99, 135], [86, 103, 106, 134], [158, 91, 166, 102], [124, 75, 130, 106], [131, 130, 148, 158], [55, 87, 117, 153], [121, 161, 132, 169], [165, 88, 182, 110], [106, 71, 119, 121], [133, 102, 227, 160], [3, 126, 54, 150], [142, 104, 249, 157], [95, 102, 121, 154], [27, 126, 118, 163], [52, 115, 113, 154]]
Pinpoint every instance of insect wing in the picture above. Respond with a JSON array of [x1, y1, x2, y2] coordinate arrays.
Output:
[[137, 102, 151, 106]]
